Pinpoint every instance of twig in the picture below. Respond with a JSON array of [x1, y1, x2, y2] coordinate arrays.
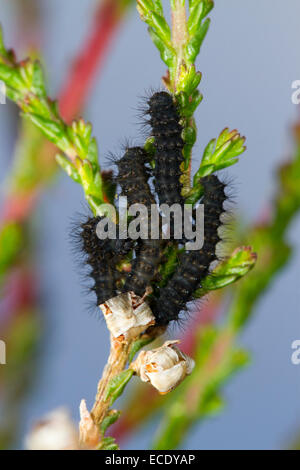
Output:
[[1, 0, 132, 224], [171, 0, 188, 89], [91, 336, 134, 426]]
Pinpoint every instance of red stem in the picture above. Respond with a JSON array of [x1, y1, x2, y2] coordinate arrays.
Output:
[[1, 0, 128, 223], [0, 0, 130, 321], [59, 0, 124, 123]]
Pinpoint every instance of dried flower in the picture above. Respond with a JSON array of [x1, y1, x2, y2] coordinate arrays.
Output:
[[25, 408, 79, 450], [100, 292, 155, 340], [131, 340, 195, 394]]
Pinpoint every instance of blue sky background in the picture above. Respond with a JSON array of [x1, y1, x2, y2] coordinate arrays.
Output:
[[0, 0, 300, 450]]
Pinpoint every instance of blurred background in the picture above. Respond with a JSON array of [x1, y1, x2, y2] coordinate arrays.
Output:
[[0, 0, 300, 450]]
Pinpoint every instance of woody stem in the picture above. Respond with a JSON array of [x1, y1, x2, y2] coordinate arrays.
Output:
[[91, 336, 134, 427]]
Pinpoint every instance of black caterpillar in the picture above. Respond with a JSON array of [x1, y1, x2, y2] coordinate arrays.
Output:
[[147, 91, 184, 207], [79, 216, 135, 306], [147, 92, 185, 238], [116, 147, 161, 297], [150, 175, 228, 325]]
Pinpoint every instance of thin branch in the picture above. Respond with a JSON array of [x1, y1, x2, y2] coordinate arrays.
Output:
[[171, 0, 188, 89], [1, 0, 132, 224], [91, 336, 134, 426]]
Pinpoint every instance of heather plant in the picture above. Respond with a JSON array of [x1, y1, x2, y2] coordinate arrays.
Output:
[[0, 0, 299, 451]]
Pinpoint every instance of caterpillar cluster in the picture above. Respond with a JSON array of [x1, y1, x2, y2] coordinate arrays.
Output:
[[78, 91, 229, 326]]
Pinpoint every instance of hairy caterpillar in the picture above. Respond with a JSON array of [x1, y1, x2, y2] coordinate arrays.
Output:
[[147, 92, 184, 204], [146, 91, 185, 239], [116, 146, 152, 208], [79, 217, 135, 306], [150, 175, 228, 325], [80, 217, 117, 306], [116, 147, 162, 298]]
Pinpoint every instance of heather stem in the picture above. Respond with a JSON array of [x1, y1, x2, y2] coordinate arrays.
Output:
[[91, 336, 135, 427], [171, 0, 188, 90]]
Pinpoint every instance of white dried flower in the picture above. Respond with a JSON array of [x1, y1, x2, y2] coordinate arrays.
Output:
[[25, 408, 79, 450], [131, 340, 195, 394], [100, 292, 155, 340]]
